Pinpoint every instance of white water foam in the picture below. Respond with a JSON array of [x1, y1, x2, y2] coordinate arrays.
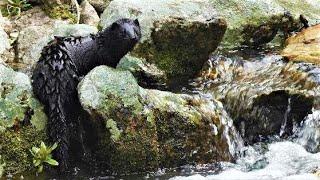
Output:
[[170, 142, 320, 180]]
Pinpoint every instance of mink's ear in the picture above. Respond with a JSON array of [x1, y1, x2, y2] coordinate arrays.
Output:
[[111, 22, 119, 31], [134, 19, 140, 26]]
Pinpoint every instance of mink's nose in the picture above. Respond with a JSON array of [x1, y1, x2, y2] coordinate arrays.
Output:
[[127, 29, 138, 40]]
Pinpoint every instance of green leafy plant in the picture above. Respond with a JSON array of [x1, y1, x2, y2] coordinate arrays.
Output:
[[30, 141, 59, 173], [2, 0, 32, 17]]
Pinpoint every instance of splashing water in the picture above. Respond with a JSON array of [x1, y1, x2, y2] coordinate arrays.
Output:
[[170, 141, 320, 180], [280, 97, 292, 137], [296, 109, 320, 153]]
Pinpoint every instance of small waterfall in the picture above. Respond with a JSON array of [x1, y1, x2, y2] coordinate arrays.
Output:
[[296, 109, 320, 153], [279, 98, 291, 137], [198, 92, 244, 158]]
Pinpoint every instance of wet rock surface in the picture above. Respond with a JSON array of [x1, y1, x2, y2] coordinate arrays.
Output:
[[78, 66, 243, 173]]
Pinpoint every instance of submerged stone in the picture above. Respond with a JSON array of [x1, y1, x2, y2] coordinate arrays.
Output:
[[78, 66, 243, 173], [282, 24, 320, 64], [100, 0, 227, 85]]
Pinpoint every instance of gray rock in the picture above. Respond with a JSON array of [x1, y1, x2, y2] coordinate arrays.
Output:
[[78, 65, 243, 173], [117, 55, 167, 89], [88, 0, 111, 14], [0, 29, 9, 56], [100, 0, 227, 84], [0, 64, 47, 132], [80, 0, 100, 26]]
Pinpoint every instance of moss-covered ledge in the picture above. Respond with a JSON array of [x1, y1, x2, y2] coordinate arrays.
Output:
[[0, 64, 47, 175]]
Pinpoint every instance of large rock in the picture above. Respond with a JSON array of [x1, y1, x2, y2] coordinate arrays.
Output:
[[0, 64, 47, 174], [88, 0, 111, 14], [281, 24, 320, 64], [201, 54, 318, 144], [80, 0, 100, 27], [78, 66, 243, 173], [0, 28, 10, 56], [209, 0, 320, 47], [100, 0, 227, 85]]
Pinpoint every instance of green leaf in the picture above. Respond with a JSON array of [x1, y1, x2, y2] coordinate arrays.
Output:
[[37, 165, 43, 173], [50, 142, 58, 151], [45, 158, 59, 166], [33, 160, 41, 166], [40, 141, 46, 149]]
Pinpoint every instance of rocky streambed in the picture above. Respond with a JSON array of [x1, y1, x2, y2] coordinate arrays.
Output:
[[0, 0, 320, 179]]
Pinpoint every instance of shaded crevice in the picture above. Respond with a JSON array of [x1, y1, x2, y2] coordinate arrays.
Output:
[[234, 90, 313, 144]]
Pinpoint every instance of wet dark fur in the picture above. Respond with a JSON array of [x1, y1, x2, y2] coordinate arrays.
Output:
[[31, 18, 141, 172]]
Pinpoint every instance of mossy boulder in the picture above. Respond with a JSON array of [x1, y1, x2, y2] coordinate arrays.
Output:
[[281, 24, 320, 64], [203, 54, 319, 144], [208, 0, 320, 48], [0, 64, 47, 175], [100, 0, 227, 84], [78, 66, 242, 173]]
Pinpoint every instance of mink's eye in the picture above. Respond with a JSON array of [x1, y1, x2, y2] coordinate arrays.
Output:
[[134, 19, 140, 26], [111, 22, 119, 31]]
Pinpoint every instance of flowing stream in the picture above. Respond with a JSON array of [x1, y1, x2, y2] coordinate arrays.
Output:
[[171, 110, 320, 180]]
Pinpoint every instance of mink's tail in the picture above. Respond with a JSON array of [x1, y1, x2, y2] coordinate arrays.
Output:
[[48, 95, 70, 172]]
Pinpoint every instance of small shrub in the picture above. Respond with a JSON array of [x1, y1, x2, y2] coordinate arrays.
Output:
[[1, 0, 32, 17], [30, 141, 58, 173]]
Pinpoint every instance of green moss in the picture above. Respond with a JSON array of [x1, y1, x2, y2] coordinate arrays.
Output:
[[133, 18, 226, 80], [0, 126, 46, 174], [105, 119, 122, 142], [43, 4, 76, 23], [209, 0, 320, 48], [96, 110, 160, 174], [0, 155, 5, 177]]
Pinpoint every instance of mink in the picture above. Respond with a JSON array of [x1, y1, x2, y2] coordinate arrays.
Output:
[[31, 18, 141, 171]]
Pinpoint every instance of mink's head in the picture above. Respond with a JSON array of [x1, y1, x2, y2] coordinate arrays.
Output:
[[101, 18, 141, 64]]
